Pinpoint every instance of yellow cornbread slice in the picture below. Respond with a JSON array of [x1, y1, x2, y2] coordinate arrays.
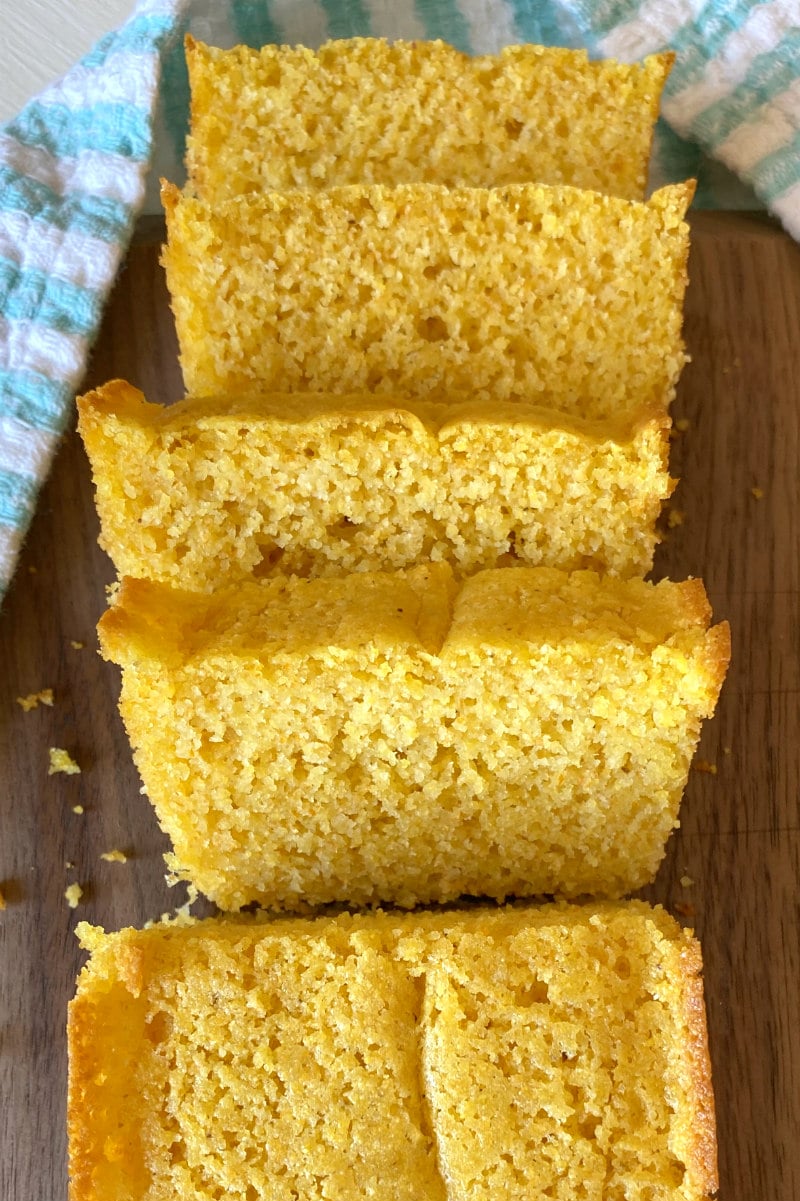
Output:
[[69, 902, 718, 1201], [185, 37, 673, 202], [77, 380, 672, 589], [161, 180, 692, 413], [97, 565, 729, 912]]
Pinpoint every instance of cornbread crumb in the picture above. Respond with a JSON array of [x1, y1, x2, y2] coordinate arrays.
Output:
[[71, 640, 86, 650], [186, 38, 672, 202], [72, 805, 85, 815], [99, 565, 729, 911], [667, 507, 685, 528], [162, 181, 692, 416], [65, 883, 83, 909], [751, 486, 764, 499], [17, 688, 54, 711], [69, 902, 718, 1201], [676, 417, 691, 431], [66, 861, 75, 869], [100, 850, 128, 864], [680, 874, 694, 888], [28, 565, 37, 574], [0, 888, 5, 910], [49, 748, 81, 776], [693, 760, 718, 775], [723, 745, 732, 755], [78, 381, 672, 587]]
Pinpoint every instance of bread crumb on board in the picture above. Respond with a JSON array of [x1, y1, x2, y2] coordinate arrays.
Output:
[[70, 640, 86, 650], [100, 849, 128, 864], [49, 748, 81, 776], [666, 508, 685, 529], [680, 874, 694, 888], [72, 805, 84, 815], [0, 887, 6, 910], [692, 759, 718, 775], [17, 689, 54, 712], [675, 417, 690, 432], [751, 486, 764, 500], [65, 883, 83, 909]]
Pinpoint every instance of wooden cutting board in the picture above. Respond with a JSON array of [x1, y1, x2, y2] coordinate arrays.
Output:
[[0, 211, 798, 1200]]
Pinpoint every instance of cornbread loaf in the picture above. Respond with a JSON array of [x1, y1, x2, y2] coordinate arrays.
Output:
[[161, 180, 693, 412], [77, 380, 672, 589], [97, 565, 729, 911], [69, 902, 718, 1201], [185, 36, 673, 202]]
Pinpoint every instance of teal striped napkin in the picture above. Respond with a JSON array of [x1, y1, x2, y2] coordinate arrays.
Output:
[[1, 0, 798, 608]]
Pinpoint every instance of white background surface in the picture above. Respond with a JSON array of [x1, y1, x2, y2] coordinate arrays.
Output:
[[0, 0, 135, 123]]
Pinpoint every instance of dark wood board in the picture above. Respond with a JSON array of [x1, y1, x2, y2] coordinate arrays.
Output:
[[1, 211, 798, 1199]]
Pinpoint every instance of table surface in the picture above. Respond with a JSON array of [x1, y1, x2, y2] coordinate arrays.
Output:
[[1, 211, 798, 1200]]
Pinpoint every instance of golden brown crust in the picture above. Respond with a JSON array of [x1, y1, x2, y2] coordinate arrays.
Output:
[[679, 937, 720, 1196], [702, 621, 733, 706], [78, 377, 671, 445], [67, 997, 99, 1201]]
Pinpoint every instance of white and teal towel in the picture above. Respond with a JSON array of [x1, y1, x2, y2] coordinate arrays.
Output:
[[1, 0, 798, 607]]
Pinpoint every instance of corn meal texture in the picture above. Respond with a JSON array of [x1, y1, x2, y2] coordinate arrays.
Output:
[[98, 565, 730, 911], [161, 181, 692, 412], [185, 37, 672, 203], [78, 381, 672, 589], [69, 902, 718, 1201]]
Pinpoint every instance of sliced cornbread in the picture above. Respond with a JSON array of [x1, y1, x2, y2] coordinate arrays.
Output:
[[69, 902, 718, 1201], [77, 380, 672, 588], [185, 37, 672, 202], [161, 180, 692, 411], [97, 565, 729, 911]]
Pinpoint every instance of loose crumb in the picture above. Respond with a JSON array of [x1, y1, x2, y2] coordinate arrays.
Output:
[[17, 689, 54, 712], [751, 486, 764, 500], [0, 888, 6, 910], [27, 565, 37, 575], [65, 883, 83, 909], [674, 901, 696, 920], [666, 508, 685, 529], [692, 759, 718, 775], [70, 640, 85, 650], [675, 417, 690, 432], [48, 748, 81, 776], [100, 849, 128, 864], [72, 805, 85, 815], [680, 874, 694, 888], [723, 746, 732, 755], [65, 861, 75, 869]]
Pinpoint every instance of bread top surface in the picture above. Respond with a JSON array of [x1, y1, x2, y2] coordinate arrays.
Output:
[[70, 901, 717, 1201], [97, 565, 727, 667], [78, 379, 669, 447]]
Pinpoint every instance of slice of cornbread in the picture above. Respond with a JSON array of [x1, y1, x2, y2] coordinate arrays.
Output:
[[185, 37, 673, 202], [97, 565, 729, 911], [69, 902, 718, 1201], [161, 180, 692, 413], [77, 380, 672, 588]]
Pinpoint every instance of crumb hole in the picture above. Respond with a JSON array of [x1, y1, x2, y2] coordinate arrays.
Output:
[[416, 315, 449, 342]]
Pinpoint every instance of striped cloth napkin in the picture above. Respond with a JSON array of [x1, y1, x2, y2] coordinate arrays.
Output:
[[1, 0, 798, 608]]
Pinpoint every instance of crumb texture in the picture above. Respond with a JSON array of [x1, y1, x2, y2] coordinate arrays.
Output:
[[185, 38, 671, 202], [162, 182, 691, 412], [78, 382, 671, 589], [97, 566, 730, 911], [68, 903, 718, 1201]]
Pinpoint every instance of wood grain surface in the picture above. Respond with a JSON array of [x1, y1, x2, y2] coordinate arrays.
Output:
[[1, 211, 798, 1200]]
